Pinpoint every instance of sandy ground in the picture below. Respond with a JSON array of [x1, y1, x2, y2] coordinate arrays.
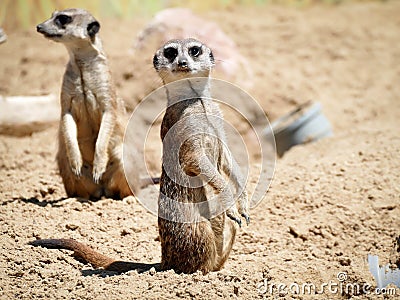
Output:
[[1, 1, 400, 299]]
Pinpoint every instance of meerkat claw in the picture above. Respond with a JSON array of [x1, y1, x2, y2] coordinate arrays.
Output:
[[72, 167, 81, 178], [93, 172, 102, 184], [241, 213, 250, 226], [228, 214, 242, 228]]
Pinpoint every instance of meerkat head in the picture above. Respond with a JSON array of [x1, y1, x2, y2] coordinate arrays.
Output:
[[153, 38, 215, 84], [36, 8, 100, 44]]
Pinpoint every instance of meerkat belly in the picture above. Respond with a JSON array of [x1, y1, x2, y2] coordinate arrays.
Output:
[[71, 92, 102, 163], [159, 217, 215, 273], [159, 167, 216, 269]]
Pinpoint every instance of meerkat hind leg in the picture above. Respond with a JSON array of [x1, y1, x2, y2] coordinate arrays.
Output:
[[79, 163, 104, 199], [58, 159, 102, 199], [211, 215, 237, 271], [221, 152, 250, 225]]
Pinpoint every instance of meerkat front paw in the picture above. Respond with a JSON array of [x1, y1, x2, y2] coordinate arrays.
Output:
[[237, 192, 250, 225], [226, 206, 243, 228], [92, 155, 108, 184], [226, 192, 250, 227], [69, 156, 83, 177]]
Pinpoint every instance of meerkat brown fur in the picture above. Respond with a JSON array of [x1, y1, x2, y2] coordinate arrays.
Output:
[[37, 9, 136, 199], [154, 38, 250, 274]]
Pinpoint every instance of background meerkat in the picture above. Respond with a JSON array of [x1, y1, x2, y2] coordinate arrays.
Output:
[[36, 8, 137, 199], [154, 38, 250, 274]]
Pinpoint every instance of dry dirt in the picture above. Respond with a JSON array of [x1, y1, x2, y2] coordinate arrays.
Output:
[[1, 1, 400, 299]]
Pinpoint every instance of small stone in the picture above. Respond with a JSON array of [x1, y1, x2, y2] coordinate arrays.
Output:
[[149, 267, 156, 275], [233, 285, 239, 296], [39, 189, 47, 197], [121, 229, 131, 236], [339, 257, 351, 266], [65, 224, 79, 231]]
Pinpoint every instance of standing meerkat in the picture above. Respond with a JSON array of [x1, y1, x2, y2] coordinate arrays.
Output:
[[37, 9, 136, 199], [154, 38, 250, 274], [29, 38, 248, 275]]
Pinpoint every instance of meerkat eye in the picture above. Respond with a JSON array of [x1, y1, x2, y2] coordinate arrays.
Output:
[[189, 46, 202, 58], [163, 47, 178, 62], [55, 14, 72, 27]]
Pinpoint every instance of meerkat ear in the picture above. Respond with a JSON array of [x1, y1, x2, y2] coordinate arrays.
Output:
[[87, 21, 100, 38], [153, 54, 159, 68], [209, 51, 215, 64]]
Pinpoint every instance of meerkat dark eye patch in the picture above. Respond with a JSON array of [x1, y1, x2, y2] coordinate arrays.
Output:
[[87, 21, 100, 38], [54, 14, 72, 27], [163, 47, 178, 62], [188, 46, 202, 58]]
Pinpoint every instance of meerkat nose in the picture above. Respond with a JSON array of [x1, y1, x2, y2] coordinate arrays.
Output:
[[178, 59, 188, 68], [36, 24, 44, 33]]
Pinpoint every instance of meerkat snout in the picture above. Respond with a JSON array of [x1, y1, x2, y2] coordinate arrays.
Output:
[[36, 9, 100, 42]]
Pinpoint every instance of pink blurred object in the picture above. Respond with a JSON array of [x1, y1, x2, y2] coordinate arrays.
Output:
[[133, 8, 254, 88]]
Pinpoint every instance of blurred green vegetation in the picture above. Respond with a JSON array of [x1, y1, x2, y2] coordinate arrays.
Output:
[[0, 0, 388, 29]]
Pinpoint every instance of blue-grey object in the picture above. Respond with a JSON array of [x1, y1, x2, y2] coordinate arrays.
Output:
[[0, 28, 7, 44], [265, 101, 332, 157], [368, 254, 400, 289]]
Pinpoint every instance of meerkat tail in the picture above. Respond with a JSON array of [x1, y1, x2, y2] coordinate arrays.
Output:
[[29, 238, 115, 269], [140, 176, 160, 187]]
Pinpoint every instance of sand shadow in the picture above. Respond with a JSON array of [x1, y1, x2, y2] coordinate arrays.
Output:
[[2, 196, 69, 207], [81, 262, 161, 276], [8, 196, 111, 207]]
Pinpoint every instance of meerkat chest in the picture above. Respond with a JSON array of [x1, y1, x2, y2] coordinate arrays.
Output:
[[65, 64, 104, 125], [162, 99, 226, 165]]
